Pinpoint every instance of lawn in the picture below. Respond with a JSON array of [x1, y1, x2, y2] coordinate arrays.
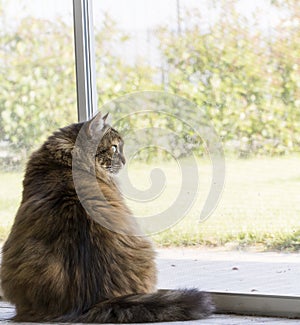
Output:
[[0, 156, 299, 251], [0, 172, 23, 240]]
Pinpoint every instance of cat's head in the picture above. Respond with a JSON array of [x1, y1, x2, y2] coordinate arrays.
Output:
[[46, 112, 125, 175], [85, 112, 126, 175]]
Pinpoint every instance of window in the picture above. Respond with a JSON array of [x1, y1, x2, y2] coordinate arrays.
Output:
[[88, 0, 299, 317], [0, 0, 76, 237], [0, 0, 299, 318]]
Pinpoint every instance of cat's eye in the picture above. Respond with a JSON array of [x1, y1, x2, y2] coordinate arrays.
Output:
[[111, 145, 117, 153]]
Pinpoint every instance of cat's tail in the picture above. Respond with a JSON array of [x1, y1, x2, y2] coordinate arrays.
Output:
[[61, 289, 214, 323]]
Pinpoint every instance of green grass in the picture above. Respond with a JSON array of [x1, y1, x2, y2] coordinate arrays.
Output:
[[125, 156, 300, 251], [0, 172, 23, 240], [1, 156, 300, 251]]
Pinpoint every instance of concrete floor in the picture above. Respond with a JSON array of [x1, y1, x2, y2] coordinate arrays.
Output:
[[156, 248, 300, 295], [1, 248, 300, 324]]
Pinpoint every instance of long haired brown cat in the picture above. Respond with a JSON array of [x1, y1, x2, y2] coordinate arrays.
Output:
[[1, 112, 214, 323]]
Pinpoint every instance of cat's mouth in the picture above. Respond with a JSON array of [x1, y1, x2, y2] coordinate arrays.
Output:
[[108, 154, 125, 174], [108, 165, 122, 174], [104, 161, 123, 174]]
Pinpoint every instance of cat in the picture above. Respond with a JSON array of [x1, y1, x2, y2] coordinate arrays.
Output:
[[0, 112, 214, 323]]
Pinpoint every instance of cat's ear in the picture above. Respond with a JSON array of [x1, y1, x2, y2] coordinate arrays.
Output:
[[86, 112, 105, 138], [102, 112, 112, 125]]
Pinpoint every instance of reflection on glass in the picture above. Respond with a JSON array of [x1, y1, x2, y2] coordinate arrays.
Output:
[[93, 0, 300, 295]]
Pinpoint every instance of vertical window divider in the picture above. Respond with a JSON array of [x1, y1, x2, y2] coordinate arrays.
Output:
[[73, 0, 98, 122]]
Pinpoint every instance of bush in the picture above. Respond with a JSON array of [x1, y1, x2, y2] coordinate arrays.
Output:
[[0, 0, 299, 166]]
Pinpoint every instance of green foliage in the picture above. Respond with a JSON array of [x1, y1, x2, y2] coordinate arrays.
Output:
[[157, 1, 300, 156], [0, 13, 159, 169], [0, 17, 77, 168], [94, 14, 160, 106], [0, 0, 299, 167]]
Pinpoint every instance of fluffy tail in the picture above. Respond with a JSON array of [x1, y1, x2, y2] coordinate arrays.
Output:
[[60, 289, 214, 323]]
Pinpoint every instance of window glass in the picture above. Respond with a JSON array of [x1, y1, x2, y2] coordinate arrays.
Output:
[[93, 0, 300, 295], [0, 0, 76, 238]]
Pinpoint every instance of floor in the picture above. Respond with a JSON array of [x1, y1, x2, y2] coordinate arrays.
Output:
[[1, 299, 299, 324], [156, 248, 300, 295], [1, 248, 300, 324]]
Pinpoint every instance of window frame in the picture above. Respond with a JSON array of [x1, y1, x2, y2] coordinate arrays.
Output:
[[73, 0, 98, 122]]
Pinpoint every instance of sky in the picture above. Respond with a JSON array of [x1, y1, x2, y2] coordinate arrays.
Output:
[[3, 0, 281, 31], [2, 0, 283, 66]]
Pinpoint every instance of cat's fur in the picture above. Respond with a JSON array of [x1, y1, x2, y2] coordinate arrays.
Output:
[[0, 112, 214, 323]]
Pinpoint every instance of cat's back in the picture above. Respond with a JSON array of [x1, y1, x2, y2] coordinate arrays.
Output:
[[19, 122, 83, 212], [22, 149, 71, 199], [4, 127, 80, 246]]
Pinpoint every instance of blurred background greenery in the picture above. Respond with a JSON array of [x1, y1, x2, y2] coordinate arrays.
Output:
[[1, 0, 299, 165]]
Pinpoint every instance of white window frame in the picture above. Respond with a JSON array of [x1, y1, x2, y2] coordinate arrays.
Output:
[[72, 0, 300, 318], [73, 0, 98, 122]]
